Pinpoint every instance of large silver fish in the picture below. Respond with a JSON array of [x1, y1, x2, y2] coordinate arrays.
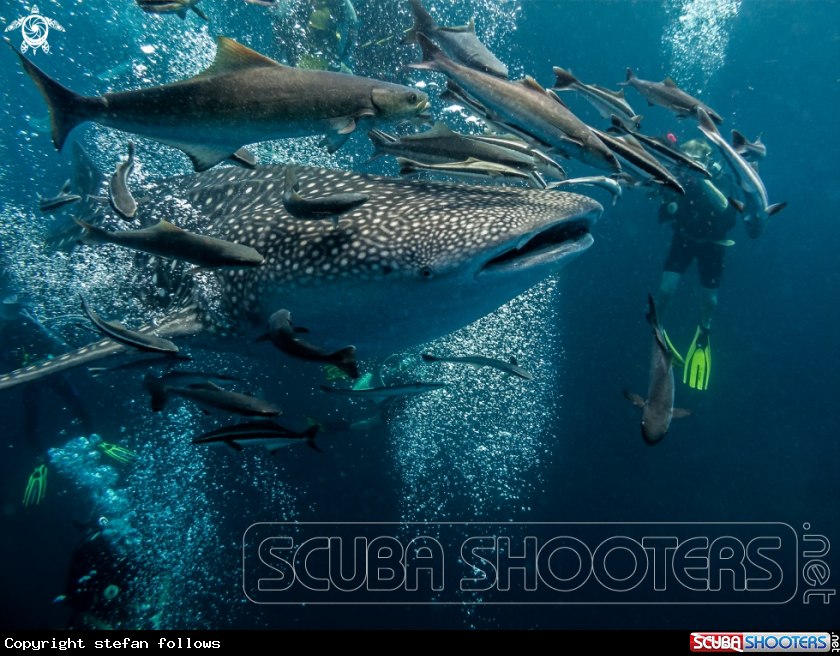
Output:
[[8, 36, 430, 171], [619, 69, 723, 125], [0, 165, 600, 391], [411, 36, 620, 174], [401, 0, 508, 79]]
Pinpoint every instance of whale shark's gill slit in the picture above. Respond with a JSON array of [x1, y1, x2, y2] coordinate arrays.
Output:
[[481, 220, 591, 270]]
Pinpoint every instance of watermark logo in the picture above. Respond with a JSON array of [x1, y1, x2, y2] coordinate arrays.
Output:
[[5, 6, 65, 55], [690, 633, 831, 652], [242, 522, 806, 604]]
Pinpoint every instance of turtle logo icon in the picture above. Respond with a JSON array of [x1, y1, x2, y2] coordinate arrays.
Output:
[[5, 6, 65, 54]]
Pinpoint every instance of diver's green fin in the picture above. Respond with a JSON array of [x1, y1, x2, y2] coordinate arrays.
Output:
[[662, 329, 685, 368], [23, 464, 48, 507], [683, 326, 711, 390], [99, 442, 138, 465]]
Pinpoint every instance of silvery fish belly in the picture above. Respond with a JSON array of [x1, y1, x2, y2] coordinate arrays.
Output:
[[143, 165, 601, 354]]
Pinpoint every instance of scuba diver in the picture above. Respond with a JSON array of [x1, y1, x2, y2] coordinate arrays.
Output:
[[656, 138, 739, 391], [0, 291, 95, 506]]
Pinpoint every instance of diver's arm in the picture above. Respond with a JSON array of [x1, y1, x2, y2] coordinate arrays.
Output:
[[701, 180, 728, 212]]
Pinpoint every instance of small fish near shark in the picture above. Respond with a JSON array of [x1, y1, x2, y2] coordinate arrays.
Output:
[[135, 0, 208, 21], [282, 166, 369, 227], [38, 180, 81, 214], [397, 157, 546, 189], [623, 295, 692, 445], [7, 36, 430, 171], [421, 353, 533, 379], [552, 66, 642, 131], [81, 295, 180, 355], [192, 422, 321, 454], [401, 0, 508, 79], [109, 141, 138, 221], [143, 374, 283, 416], [320, 381, 448, 403], [619, 69, 723, 125], [547, 176, 622, 206], [731, 130, 766, 163], [0, 165, 601, 393], [255, 309, 359, 378]]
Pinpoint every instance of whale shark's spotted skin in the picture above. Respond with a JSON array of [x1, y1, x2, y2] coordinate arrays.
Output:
[[0, 165, 601, 391]]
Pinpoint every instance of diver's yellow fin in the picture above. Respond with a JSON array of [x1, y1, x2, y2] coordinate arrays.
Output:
[[683, 326, 711, 390]]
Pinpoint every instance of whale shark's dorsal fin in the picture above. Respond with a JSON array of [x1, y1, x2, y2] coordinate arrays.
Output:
[[191, 37, 282, 80]]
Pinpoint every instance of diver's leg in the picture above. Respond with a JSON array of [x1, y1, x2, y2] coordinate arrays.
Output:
[[697, 242, 725, 330], [701, 288, 718, 330], [659, 230, 692, 326]]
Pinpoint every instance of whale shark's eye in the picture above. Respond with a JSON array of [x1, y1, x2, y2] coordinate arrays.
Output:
[[419, 267, 434, 280]]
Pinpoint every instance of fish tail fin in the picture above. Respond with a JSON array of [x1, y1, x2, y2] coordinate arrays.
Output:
[[5, 39, 101, 151], [303, 425, 322, 452], [401, 0, 437, 44], [329, 346, 359, 379], [407, 33, 447, 72], [366, 129, 391, 163], [420, 354, 437, 362], [143, 375, 170, 412], [618, 68, 636, 86], [767, 202, 787, 216], [551, 66, 578, 89], [191, 4, 209, 20], [71, 216, 108, 245], [728, 197, 745, 213], [630, 114, 643, 129]]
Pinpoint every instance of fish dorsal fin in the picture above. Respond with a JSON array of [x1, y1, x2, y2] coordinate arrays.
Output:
[[151, 220, 186, 234], [510, 356, 518, 366], [427, 122, 456, 137], [662, 76, 678, 88], [60, 179, 72, 193], [520, 76, 547, 94], [467, 17, 476, 33], [193, 37, 282, 80]]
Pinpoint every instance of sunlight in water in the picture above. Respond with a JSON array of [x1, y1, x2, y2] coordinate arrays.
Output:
[[664, 0, 740, 94]]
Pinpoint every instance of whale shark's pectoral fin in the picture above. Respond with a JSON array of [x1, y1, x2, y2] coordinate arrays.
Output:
[[672, 408, 693, 419], [0, 306, 204, 393]]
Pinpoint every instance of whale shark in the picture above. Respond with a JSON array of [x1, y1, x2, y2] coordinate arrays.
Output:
[[0, 164, 601, 392]]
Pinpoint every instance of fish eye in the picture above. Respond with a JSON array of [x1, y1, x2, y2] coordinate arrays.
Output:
[[419, 266, 434, 280], [408, 93, 417, 104]]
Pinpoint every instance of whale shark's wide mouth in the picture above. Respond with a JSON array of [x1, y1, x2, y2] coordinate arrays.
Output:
[[476, 219, 594, 280]]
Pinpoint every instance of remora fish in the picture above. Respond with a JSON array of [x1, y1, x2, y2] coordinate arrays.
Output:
[[466, 133, 567, 180], [397, 157, 546, 188], [0, 165, 600, 392], [623, 295, 692, 445], [38, 180, 81, 214], [591, 128, 684, 195], [411, 36, 620, 174], [81, 296, 179, 354], [8, 36, 430, 171], [192, 422, 321, 454], [255, 309, 359, 378], [320, 381, 447, 402], [696, 109, 786, 238], [87, 354, 192, 377], [618, 69, 723, 125], [607, 116, 710, 179], [282, 167, 368, 227], [552, 67, 642, 130], [143, 375, 282, 416], [135, 0, 208, 21], [547, 176, 622, 206], [109, 141, 138, 221], [366, 122, 537, 171], [401, 0, 508, 79], [421, 353, 533, 379], [731, 130, 766, 162], [73, 217, 265, 271]]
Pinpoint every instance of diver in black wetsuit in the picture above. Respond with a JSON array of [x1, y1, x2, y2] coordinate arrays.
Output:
[[656, 138, 739, 391], [0, 306, 95, 505]]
